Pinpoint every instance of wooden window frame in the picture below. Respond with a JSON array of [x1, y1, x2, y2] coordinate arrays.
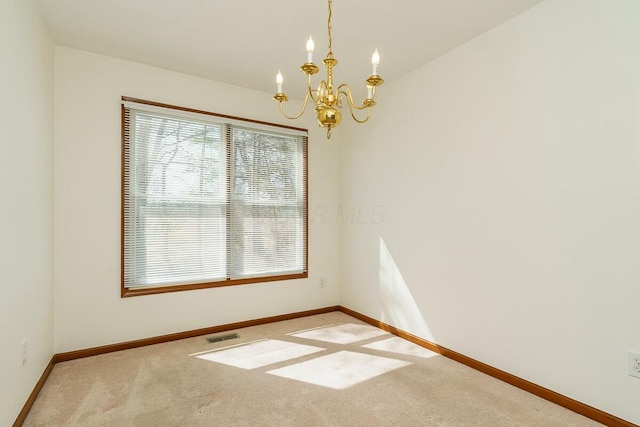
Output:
[[121, 96, 308, 297]]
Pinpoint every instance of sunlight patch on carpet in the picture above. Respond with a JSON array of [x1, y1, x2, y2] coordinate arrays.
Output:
[[286, 322, 344, 336], [362, 336, 439, 358], [195, 339, 325, 369], [290, 323, 389, 344], [267, 350, 411, 390]]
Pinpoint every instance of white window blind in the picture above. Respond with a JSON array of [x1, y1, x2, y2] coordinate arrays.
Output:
[[123, 99, 307, 292]]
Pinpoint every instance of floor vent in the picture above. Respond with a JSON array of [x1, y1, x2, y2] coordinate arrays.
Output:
[[206, 333, 240, 344]]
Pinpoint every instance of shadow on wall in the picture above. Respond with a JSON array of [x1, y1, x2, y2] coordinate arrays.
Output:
[[379, 237, 435, 342]]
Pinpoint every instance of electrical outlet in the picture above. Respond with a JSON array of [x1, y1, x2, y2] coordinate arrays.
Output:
[[629, 351, 640, 379], [319, 278, 325, 289], [21, 339, 27, 366]]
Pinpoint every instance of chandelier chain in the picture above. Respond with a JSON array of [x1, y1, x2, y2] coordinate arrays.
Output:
[[327, 0, 333, 55]]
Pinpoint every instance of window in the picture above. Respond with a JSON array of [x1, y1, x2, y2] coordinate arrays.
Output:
[[122, 97, 308, 297]]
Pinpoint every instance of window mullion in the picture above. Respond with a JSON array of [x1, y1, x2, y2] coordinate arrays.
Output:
[[225, 124, 232, 281]]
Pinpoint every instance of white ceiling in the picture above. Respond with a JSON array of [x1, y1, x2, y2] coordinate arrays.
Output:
[[36, 0, 545, 100]]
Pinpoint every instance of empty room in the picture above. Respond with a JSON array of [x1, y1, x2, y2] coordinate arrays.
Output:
[[2, 0, 639, 426]]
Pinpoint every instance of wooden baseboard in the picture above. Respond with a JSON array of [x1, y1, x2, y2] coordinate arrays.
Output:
[[339, 305, 637, 427], [15, 305, 637, 427], [55, 305, 340, 362], [13, 305, 340, 426], [12, 356, 56, 427]]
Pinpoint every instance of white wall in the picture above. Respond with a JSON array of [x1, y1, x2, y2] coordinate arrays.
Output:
[[53, 47, 341, 353], [341, 0, 640, 424], [0, 0, 54, 425]]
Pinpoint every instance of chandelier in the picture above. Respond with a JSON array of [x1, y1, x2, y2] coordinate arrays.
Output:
[[273, 0, 384, 139]]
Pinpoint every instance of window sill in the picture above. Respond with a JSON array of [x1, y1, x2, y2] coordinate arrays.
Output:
[[121, 272, 308, 298]]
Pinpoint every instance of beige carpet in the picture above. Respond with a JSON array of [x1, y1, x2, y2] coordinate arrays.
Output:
[[24, 312, 602, 426]]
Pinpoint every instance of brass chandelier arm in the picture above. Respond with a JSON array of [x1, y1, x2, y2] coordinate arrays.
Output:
[[276, 74, 319, 120], [337, 89, 372, 124], [277, 91, 311, 120], [307, 73, 320, 104], [337, 83, 375, 111], [345, 103, 372, 124], [316, 80, 329, 103]]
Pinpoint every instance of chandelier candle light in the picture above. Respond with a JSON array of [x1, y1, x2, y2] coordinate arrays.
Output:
[[273, 0, 384, 139]]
